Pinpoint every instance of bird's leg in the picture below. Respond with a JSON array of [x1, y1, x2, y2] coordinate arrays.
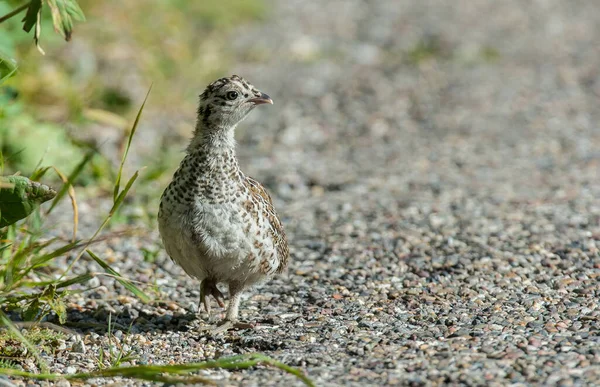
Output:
[[210, 282, 254, 334], [225, 282, 242, 322], [199, 279, 225, 317]]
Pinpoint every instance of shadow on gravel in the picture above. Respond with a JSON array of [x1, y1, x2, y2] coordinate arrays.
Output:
[[60, 306, 197, 335]]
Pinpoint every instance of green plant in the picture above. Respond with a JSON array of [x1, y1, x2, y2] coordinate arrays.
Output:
[[140, 246, 160, 263], [0, 52, 17, 85], [95, 314, 138, 369], [0, 312, 49, 372], [0, 89, 152, 325], [0, 0, 85, 54], [0, 0, 88, 175], [0, 324, 65, 358], [0, 359, 17, 370], [0, 175, 56, 227]]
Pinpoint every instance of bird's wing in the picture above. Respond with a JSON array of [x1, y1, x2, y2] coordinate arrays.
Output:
[[244, 176, 289, 273]]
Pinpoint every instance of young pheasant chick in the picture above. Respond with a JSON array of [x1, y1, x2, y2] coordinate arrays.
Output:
[[158, 75, 289, 333]]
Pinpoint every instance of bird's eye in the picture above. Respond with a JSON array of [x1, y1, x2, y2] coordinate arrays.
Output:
[[226, 91, 239, 100]]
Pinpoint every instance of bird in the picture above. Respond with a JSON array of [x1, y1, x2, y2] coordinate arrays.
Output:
[[158, 75, 289, 333]]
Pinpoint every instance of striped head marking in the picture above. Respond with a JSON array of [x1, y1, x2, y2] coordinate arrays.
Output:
[[197, 75, 272, 129]]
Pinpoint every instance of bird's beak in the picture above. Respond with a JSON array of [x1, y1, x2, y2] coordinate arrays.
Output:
[[248, 92, 273, 105]]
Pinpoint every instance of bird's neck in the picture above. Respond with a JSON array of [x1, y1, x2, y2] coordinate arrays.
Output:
[[185, 123, 241, 179], [164, 126, 241, 205], [188, 122, 237, 153]]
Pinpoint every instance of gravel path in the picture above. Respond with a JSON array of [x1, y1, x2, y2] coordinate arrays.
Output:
[[9, 0, 600, 386]]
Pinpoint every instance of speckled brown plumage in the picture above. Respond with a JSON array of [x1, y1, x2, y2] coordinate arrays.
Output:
[[243, 176, 289, 274], [158, 75, 288, 332]]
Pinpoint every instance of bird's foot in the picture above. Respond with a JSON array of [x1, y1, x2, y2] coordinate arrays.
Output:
[[199, 279, 225, 316], [215, 319, 255, 333], [199, 319, 255, 335]]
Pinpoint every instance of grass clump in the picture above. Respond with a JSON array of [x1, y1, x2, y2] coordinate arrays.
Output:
[[0, 87, 152, 320], [94, 314, 138, 369], [406, 34, 448, 65], [0, 326, 65, 358]]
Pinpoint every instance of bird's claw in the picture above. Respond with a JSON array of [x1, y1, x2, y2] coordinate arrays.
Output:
[[200, 320, 255, 335], [199, 280, 225, 316]]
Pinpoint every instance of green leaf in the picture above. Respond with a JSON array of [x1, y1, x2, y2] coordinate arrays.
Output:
[[46, 0, 86, 41], [22, 0, 42, 33], [22, 285, 68, 324], [0, 176, 56, 227], [34, 9, 44, 54], [23, 297, 42, 321], [0, 52, 17, 86], [87, 249, 151, 303], [46, 297, 67, 324], [21, 0, 45, 54], [64, 0, 85, 21]]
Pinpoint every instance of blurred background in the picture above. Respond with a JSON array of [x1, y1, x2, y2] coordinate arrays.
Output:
[[1, 0, 270, 209]]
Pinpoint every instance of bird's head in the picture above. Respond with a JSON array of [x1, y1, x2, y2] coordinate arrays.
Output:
[[196, 75, 272, 131]]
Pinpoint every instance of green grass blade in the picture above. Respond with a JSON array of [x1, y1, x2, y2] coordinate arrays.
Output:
[[59, 88, 148, 282], [5, 238, 57, 287], [0, 353, 314, 386], [47, 151, 94, 214], [59, 168, 140, 277], [55, 273, 93, 288], [28, 166, 53, 182], [113, 84, 152, 202], [24, 240, 81, 275], [86, 249, 150, 303], [12, 273, 91, 290], [1, 224, 15, 261], [0, 243, 12, 254], [112, 170, 140, 214]]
